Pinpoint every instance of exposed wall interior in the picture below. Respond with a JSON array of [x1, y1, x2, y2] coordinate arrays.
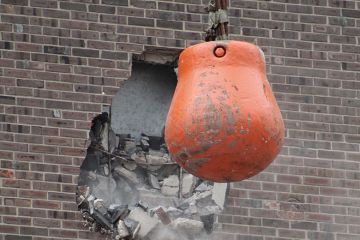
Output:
[[111, 60, 177, 138]]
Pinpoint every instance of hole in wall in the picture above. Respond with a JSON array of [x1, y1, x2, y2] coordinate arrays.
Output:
[[77, 48, 228, 240]]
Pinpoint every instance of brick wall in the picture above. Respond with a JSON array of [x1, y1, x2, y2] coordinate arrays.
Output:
[[0, 0, 359, 239]]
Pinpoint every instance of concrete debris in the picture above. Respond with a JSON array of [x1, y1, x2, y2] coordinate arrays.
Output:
[[148, 173, 160, 190], [114, 166, 140, 184], [161, 175, 179, 196], [153, 207, 171, 225], [124, 218, 140, 239], [149, 149, 164, 157], [163, 175, 179, 187], [123, 161, 137, 171], [181, 174, 197, 198], [195, 181, 213, 192], [77, 112, 228, 240], [140, 139, 150, 151], [202, 205, 221, 215], [188, 203, 198, 215], [200, 214, 215, 234], [90, 174, 117, 206], [183, 190, 212, 207], [211, 183, 228, 209], [128, 207, 159, 238], [131, 152, 146, 164], [161, 185, 179, 197], [124, 140, 137, 154], [135, 201, 149, 212], [197, 190, 213, 203], [116, 220, 129, 239], [156, 165, 178, 180], [170, 218, 204, 236], [94, 199, 107, 214], [101, 122, 110, 151], [146, 154, 169, 165], [166, 207, 184, 219]]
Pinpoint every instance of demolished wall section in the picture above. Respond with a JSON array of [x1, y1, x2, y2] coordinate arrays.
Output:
[[0, 1, 360, 240], [77, 112, 228, 239]]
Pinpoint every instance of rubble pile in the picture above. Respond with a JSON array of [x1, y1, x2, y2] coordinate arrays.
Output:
[[77, 113, 228, 240]]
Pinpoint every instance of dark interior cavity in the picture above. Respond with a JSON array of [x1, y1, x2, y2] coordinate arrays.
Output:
[[111, 61, 177, 138]]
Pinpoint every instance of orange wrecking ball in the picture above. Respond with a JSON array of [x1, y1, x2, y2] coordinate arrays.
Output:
[[165, 41, 285, 182]]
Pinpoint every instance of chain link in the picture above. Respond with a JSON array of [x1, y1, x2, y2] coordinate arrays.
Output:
[[205, 0, 229, 41]]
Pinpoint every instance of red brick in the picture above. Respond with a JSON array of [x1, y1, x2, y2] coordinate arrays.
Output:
[[61, 111, 88, 120], [45, 82, 73, 92], [19, 190, 47, 199], [0, 225, 19, 234], [43, 154, 72, 165], [18, 116, 46, 126], [0, 141, 28, 152], [73, 66, 102, 76], [72, 48, 99, 58], [62, 202, 77, 211], [47, 118, 75, 128], [59, 147, 85, 157], [49, 229, 78, 238], [45, 63, 72, 73], [15, 43, 42, 52], [62, 220, 85, 230], [277, 174, 302, 184], [0, 188, 18, 197], [305, 213, 333, 222], [73, 102, 101, 112], [60, 2, 86, 11], [32, 181, 61, 191], [2, 160, 29, 171], [47, 192, 74, 202], [279, 229, 305, 238], [2, 179, 31, 189], [30, 163, 58, 172], [20, 226, 48, 236], [89, 4, 115, 14], [29, 145, 57, 154], [3, 216, 31, 225], [4, 198, 31, 207], [44, 136, 72, 146], [0, 205, 17, 215], [33, 200, 61, 210], [33, 218, 61, 228], [15, 171, 43, 181], [0, 150, 13, 160], [45, 173, 72, 183], [18, 208, 46, 218], [60, 166, 80, 175], [47, 210, 77, 220]]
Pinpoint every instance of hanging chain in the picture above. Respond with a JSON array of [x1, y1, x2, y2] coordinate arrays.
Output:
[[205, 0, 229, 41]]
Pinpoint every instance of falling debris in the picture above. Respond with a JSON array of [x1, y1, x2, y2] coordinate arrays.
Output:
[[181, 174, 197, 198], [211, 183, 228, 209], [77, 113, 228, 240], [170, 218, 204, 236], [161, 175, 179, 197], [127, 207, 159, 238]]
